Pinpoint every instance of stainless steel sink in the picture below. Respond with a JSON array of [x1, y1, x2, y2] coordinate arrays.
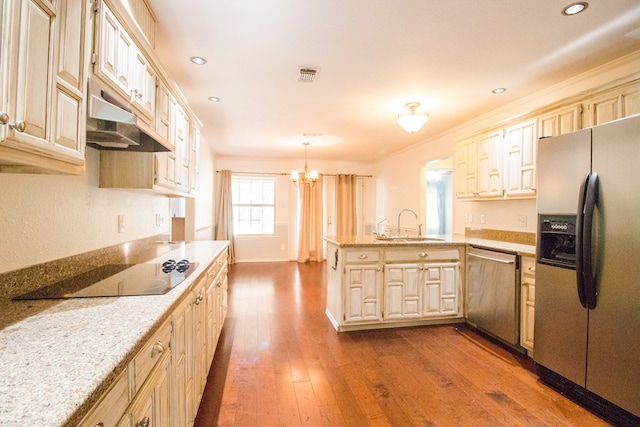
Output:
[[374, 235, 444, 242]]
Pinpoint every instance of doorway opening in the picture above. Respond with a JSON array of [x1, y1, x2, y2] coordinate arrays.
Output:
[[425, 157, 453, 235]]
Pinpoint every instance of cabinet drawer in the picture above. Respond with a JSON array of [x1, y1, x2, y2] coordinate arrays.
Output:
[[79, 369, 128, 427], [131, 317, 171, 394], [345, 250, 381, 263], [385, 248, 460, 263]]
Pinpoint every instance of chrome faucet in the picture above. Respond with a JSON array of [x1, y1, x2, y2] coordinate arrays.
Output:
[[397, 209, 418, 235]]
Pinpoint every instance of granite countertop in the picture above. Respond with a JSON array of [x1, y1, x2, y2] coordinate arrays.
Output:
[[323, 234, 536, 256], [0, 240, 229, 427]]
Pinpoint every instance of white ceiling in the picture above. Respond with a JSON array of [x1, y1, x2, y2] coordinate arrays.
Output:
[[149, 0, 640, 162]]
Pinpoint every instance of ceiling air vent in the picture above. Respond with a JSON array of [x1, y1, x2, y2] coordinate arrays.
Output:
[[298, 68, 318, 83]]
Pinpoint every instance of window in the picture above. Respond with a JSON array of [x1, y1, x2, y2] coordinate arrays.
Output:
[[232, 176, 276, 235]]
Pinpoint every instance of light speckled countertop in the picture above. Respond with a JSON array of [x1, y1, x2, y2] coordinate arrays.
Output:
[[0, 241, 228, 427], [324, 234, 536, 256]]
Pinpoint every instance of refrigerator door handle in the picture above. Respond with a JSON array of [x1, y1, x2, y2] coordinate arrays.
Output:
[[577, 172, 599, 309]]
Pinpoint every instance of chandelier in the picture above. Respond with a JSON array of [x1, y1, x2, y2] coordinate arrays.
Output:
[[290, 142, 318, 186], [397, 102, 429, 133]]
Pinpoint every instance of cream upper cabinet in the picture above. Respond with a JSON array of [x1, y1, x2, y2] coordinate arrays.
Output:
[[94, 1, 155, 121], [586, 80, 640, 127], [477, 130, 504, 198], [455, 137, 477, 199], [0, 0, 89, 174], [131, 47, 156, 120], [504, 119, 537, 198], [455, 130, 503, 199], [174, 102, 190, 192], [156, 79, 171, 140], [189, 123, 201, 194], [538, 104, 582, 138]]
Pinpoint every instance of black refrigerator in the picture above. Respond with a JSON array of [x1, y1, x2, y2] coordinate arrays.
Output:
[[535, 114, 640, 426]]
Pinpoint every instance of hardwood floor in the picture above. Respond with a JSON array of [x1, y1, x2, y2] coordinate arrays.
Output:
[[194, 261, 611, 426]]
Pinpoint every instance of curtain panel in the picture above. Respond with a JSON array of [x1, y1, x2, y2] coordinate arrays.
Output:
[[336, 174, 357, 236], [297, 175, 324, 263], [215, 170, 236, 263]]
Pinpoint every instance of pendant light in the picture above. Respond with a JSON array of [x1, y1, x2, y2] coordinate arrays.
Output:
[[290, 142, 318, 186], [397, 102, 429, 133]]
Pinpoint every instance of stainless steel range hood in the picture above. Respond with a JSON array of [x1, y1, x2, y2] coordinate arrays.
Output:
[[86, 79, 174, 152]]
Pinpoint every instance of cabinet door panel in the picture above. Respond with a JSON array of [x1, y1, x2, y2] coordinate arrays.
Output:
[[16, 0, 53, 141], [56, 0, 84, 90], [345, 265, 381, 323], [54, 87, 80, 150]]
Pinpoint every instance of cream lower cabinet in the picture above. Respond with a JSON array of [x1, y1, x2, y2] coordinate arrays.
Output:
[[120, 349, 172, 427], [384, 248, 462, 322], [384, 264, 421, 320], [81, 249, 229, 427], [344, 263, 383, 324], [0, 0, 90, 174], [421, 263, 460, 317], [325, 243, 464, 332], [80, 317, 172, 427], [520, 255, 536, 353]]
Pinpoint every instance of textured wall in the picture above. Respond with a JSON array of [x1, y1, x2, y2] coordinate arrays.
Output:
[[0, 149, 173, 273]]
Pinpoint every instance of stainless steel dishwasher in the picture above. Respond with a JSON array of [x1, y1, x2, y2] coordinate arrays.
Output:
[[466, 247, 521, 350]]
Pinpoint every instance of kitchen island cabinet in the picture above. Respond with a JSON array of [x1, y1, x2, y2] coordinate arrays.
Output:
[[0, 241, 229, 427], [325, 237, 465, 331]]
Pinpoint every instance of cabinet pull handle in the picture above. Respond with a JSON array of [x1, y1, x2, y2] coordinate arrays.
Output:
[[0, 112, 8, 125], [151, 342, 164, 358], [358, 254, 368, 259], [136, 417, 150, 427], [9, 120, 26, 132], [418, 252, 428, 257], [528, 266, 536, 272]]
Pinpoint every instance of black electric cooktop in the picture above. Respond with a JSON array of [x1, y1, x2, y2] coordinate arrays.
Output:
[[13, 259, 199, 300]]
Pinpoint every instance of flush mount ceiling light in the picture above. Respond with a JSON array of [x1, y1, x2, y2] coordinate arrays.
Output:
[[208, 96, 220, 102], [190, 56, 207, 65], [290, 142, 318, 187], [562, 2, 588, 16], [492, 87, 507, 94], [397, 102, 429, 133]]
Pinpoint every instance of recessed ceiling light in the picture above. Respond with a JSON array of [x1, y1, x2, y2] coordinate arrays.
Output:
[[208, 96, 220, 102], [562, 2, 588, 16], [190, 56, 207, 65], [492, 87, 507, 94]]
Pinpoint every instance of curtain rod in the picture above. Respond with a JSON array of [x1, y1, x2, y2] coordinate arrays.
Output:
[[216, 170, 372, 178]]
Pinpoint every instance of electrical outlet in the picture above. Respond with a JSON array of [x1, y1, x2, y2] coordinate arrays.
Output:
[[517, 214, 527, 227], [156, 214, 164, 227], [118, 214, 125, 233], [480, 214, 486, 224]]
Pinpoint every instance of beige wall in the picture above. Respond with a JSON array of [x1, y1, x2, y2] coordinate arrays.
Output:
[[214, 156, 376, 262], [377, 51, 640, 236], [0, 143, 216, 274]]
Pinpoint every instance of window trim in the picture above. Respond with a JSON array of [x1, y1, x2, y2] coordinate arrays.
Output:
[[231, 175, 277, 236]]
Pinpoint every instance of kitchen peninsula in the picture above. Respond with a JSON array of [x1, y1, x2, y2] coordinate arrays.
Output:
[[324, 234, 535, 333]]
